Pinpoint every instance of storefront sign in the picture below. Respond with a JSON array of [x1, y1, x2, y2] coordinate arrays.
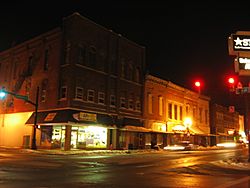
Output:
[[78, 112, 97, 122], [233, 35, 250, 51], [44, 113, 57, 122], [172, 125, 186, 133], [238, 57, 250, 70]]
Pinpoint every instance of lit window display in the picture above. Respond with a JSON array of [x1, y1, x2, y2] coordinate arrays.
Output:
[[41, 125, 107, 149]]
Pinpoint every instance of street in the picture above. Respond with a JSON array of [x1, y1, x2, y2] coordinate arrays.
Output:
[[0, 148, 249, 188]]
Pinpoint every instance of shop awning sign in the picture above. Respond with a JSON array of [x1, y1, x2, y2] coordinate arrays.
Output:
[[44, 113, 57, 122], [73, 112, 97, 122]]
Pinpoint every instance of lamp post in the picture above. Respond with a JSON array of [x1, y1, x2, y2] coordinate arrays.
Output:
[[0, 86, 39, 150]]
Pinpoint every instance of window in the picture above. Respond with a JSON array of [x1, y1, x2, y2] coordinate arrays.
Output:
[[193, 107, 196, 119], [44, 49, 49, 71], [121, 58, 125, 78], [180, 106, 183, 121], [199, 107, 203, 123], [60, 86, 67, 99], [128, 99, 134, 110], [41, 79, 48, 102], [148, 93, 153, 114], [135, 67, 140, 83], [168, 103, 172, 119], [120, 97, 126, 108], [110, 95, 116, 107], [87, 90, 95, 102], [25, 78, 31, 98], [174, 104, 178, 120], [159, 96, 163, 116], [75, 87, 84, 100], [28, 55, 33, 75], [205, 109, 208, 124], [135, 100, 141, 112], [63, 41, 71, 65], [78, 45, 86, 65], [88, 46, 96, 67], [98, 92, 105, 105], [127, 63, 133, 81]]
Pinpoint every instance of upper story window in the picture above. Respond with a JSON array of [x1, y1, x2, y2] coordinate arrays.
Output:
[[27, 55, 33, 75], [78, 45, 86, 65], [159, 96, 163, 116], [120, 97, 126, 108], [148, 93, 153, 114], [135, 100, 141, 112], [87, 90, 95, 102], [98, 92, 105, 105], [127, 63, 133, 81], [135, 67, 140, 83], [180, 106, 183, 121], [128, 99, 134, 110], [41, 79, 48, 102], [199, 107, 203, 123], [121, 58, 125, 78], [205, 109, 208, 124], [44, 49, 49, 71], [75, 87, 84, 100], [60, 86, 67, 100], [88, 46, 96, 67], [174, 104, 178, 120], [63, 41, 71, 65], [168, 103, 172, 119], [110, 95, 116, 107]]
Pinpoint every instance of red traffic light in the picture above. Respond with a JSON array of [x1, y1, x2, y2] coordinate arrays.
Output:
[[228, 77, 235, 84], [194, 81, 201, 87]]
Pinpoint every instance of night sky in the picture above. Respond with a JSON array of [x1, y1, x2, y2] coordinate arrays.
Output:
[[1, 2, 250, 110]]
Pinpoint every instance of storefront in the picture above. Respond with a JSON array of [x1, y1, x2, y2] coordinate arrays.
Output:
[[25, 109, 115, 150]]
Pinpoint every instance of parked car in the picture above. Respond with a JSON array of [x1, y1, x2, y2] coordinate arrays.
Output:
[[163, 141, 196, 151]]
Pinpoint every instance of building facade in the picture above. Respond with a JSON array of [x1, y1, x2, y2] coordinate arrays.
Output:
[[210, 103, 240, 145], [144, 75, 211, 148], [0, 12, 146, 150]]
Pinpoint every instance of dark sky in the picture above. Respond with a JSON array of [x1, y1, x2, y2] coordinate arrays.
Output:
[[1, 1, 250, 109]]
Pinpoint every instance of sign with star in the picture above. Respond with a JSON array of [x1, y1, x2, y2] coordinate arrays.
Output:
[[232, 34, 250, 51]]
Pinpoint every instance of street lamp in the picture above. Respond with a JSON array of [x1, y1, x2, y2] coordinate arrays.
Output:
[[184, 117, 192, 137], [0, 86, 39, 150]]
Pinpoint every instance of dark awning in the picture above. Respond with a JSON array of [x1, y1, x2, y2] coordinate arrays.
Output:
[[25, 109, 114, 126]]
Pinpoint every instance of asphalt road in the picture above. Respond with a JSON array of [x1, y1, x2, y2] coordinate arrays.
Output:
[[0, 148, 249, 188]]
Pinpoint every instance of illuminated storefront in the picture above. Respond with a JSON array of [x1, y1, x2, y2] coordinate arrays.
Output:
[[40, 125, 108, 149], [26, 109, 114, 150]]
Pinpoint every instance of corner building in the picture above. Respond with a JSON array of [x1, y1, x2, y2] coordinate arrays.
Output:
[[0, 13, 145, 150]]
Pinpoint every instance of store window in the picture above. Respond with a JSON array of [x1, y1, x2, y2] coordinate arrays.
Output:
[[77, 126, 107, 149]]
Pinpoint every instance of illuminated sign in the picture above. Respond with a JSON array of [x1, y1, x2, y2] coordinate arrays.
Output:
[[238, 57, 250, 70], [233, 35, 250, 51], [73, 112, 97, 122], [44, 113, 57, 121]]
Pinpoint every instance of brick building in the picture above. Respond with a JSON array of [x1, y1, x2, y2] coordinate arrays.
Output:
[[210, 103, 240, 145], [144, 75, 211, 148], [0, 12, 145, 150]]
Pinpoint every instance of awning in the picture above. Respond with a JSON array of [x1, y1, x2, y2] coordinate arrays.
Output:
[[25, 109, 114, 126], [189, 126, 210, 136], [121, 125, 150, 132]]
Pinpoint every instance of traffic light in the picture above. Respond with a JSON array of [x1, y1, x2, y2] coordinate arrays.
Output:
[[227, 76, 237, 92], [0, 89, 6, 99], [194, 80, 201, 94]]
